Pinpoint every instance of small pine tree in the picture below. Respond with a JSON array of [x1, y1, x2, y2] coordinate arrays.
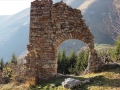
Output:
[[68, 50, 77, 74], [0, 58, 4, 71], [57, 50, 70, 74], [60, 49, 68, 74], [10, 53, 17, 65], [75, 50, 85, 75], [57, 51, 62, 73], [69, 50, 77, 68], [69, 49, 89, 75], [83, 49, 89, 68], [114, 36, 120, 61]]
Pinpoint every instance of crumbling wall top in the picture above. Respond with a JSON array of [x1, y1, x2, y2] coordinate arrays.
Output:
[[31, 0, 53, 6]]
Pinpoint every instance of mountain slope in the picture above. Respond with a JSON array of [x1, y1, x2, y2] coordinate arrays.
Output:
[[78, 0, 95, 11], [0, 8, 30, 61], [82, 0, 113, 44], [0, 0, 114, 61]]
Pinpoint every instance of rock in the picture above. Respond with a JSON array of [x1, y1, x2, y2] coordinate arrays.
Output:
[[42, 64, 50, 68], [82, 79, 90, 84], [55, 73, 65, 78], [50, 84, 55, 87], [62, 78, 81, 89]]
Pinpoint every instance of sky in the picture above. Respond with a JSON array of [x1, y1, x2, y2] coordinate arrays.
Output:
[[0, 0, 74, 15], [0, 0, 34, 15]]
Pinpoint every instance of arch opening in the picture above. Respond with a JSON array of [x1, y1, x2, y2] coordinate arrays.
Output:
[[57, 39, 89, 75], [58, 39, 86, 55]]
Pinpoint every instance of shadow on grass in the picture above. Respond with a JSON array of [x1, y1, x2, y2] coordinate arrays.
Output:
[[29, 76, 88, 90], [81, 75, 120, 89], [30, 75, 120, 90], [100, 63, 120, 74], [80, 64, 120, 90], [38, 76, 86, 87], [30, 64, 120, 90]]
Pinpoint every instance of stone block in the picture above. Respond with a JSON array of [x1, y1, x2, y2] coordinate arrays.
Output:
[[42, 64, 50, 68]]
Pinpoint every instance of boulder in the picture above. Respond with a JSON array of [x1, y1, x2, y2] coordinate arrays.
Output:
[[62, 78, 81, 89]]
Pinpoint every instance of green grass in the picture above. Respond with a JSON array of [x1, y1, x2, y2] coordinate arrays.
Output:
[[95, 44, 113, 50], [0, 64, 120, 90], [0, 65, 120, 90], [29, 76, 86, 90], [29, 64, 120, 90]]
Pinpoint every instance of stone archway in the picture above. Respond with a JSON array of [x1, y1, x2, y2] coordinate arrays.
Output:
[[25, 0, 102, 82]]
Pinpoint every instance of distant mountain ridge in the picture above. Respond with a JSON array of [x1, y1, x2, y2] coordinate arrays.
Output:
[[0, 0, 114, 61]]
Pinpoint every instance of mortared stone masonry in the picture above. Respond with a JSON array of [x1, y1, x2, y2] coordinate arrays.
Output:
[[25, 0, 103, 83]]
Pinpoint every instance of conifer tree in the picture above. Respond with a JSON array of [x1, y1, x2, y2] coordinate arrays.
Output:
[[60, 49, 68, 74], [57, 50, 70, 74], [10, 53, 17, 65], [69, 50, 77, 68], [73, 50, 85, 75], [68, 50, 77, 74], [57, 51, 62, 73], [83, 49, 89, 68], [0, 58, 4, 71], [114, 36, 120, 61]]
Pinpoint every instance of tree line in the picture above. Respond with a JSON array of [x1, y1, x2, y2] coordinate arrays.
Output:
[[57, 49, 89, 75], [97, 36, 120, 62], [57, 36, 120, 75]]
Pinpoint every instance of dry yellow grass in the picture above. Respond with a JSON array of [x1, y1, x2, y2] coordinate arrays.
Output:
[[0, 78, 35, 90], [80, 66, 120, 90], [0, 64, 120, 90]]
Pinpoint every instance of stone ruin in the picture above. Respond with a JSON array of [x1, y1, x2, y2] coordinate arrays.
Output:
[[25, 0, 103, 83]]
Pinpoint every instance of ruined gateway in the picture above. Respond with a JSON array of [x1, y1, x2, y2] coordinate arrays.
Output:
[[25, 0, 103, 83]]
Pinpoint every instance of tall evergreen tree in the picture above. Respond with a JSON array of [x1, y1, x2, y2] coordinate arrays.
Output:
[[83, 49, 89, 68], [69, 49, 89, 75], [68, 50, 77, 74], [69, 50, 77, 68], [60, 49, 68, 74], [57, 51, 62, 73], [57, 50, 70, 74], [74, 50, 85, 75]]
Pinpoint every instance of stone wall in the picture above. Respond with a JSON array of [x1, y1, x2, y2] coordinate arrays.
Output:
[[25, 0, 103, 83], [114, 0, 120, 11]]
